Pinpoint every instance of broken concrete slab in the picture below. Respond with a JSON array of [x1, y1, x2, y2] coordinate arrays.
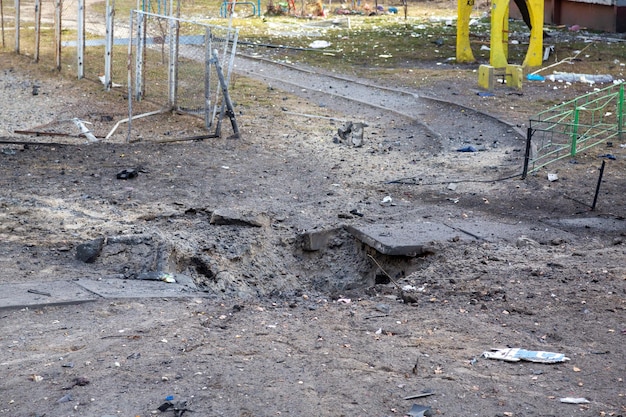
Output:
[[299, 227, 342, 251], [74, 278, 199, 299], [210, 209, 269, 227], [0, 281, 98, 310], [345, 222, 458, 256], [76, 237, 104, 263], [346, 219, 582, 257], [443, 219, 580, 244], [544, 217, 626, 235]]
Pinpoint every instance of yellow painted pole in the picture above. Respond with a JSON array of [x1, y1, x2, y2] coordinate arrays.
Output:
[[489, 0, 508, 68], [456, 0, 475, 63], [523, 0, 544, 67]]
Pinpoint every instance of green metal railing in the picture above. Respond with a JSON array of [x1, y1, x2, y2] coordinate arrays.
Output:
[[522, 82, 624, 178]]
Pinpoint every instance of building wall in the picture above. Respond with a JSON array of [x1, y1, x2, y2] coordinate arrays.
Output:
[[509, 0, 625, 32]]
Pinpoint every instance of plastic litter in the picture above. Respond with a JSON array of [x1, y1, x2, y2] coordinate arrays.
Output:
[[547, 173, 558, 182], [560, 397, 590, 404], [457, 146, 477, 152], [527, 74, 545, 81], [308, 40, 331, 49], [483, 348, 570, 363], [546, 72, 613, 84], [57, 393, 73, 403], [599, 154, 616, 160], [406, 404, 433, 417]]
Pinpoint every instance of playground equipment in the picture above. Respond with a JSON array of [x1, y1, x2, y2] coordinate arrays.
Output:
[[220, 0, 262, 17], [457, 0, 544, 90], [522, 82, 625, 177]]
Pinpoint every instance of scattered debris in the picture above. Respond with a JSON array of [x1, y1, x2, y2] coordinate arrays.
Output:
[[483, 348, 570, 363], [457, 146, 477, 152], [76, 237, 105, 263], [157, 399, 191, 416], [136, 272, 177, 283], [547, 173, 558, 182], [546, 72, 613, 84], [117, 168, 138, 180], [404, 390, 435, 400], [72, 118, 98, 142], [336, 121, 367, 147], [560, 397, 590, 404], [375, 303, 390, 314], [210, 208, 268, 227], [380, 196, 393, 205], [543, 45, 554, 61], [527, 74, 545, 81], [406, 403, 433, 417], [308, 40, 331, 49], [56, 394, 73, 403], [27, 289, 51, 297], [599, 154, 616, 160]]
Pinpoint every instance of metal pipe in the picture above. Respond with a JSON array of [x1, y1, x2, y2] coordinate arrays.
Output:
[[522, 126, 532, 179], [591, 160, 606, 211]]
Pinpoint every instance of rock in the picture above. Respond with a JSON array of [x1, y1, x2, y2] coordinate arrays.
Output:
[[210, 209, 268, 227], [516, 236, 540, 248], [300, 228, 340, 251], [401, 289, 420, 304], [375, 303, 390, 314], [76, 237, 105, 263]]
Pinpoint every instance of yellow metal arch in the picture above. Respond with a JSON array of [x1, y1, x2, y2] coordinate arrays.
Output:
[[456, 0, 544, 68]]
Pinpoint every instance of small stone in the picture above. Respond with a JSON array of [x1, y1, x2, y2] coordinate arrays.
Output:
[[75, 237, 104, 263]]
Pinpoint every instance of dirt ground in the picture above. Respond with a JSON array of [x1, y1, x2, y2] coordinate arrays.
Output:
[[1, 7, 626, 417]]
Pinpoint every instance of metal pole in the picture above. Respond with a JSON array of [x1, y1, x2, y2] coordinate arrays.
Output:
[[104, 0, 114, 90], [77, 0, 85, 78], [54, 0, 61, 70], [127, 10, 134, 143], [1, 0, 5, 48], [34, 0, 40, 61], [167, 0, 180, 110], [522, 126, 532, 179], [618, 82, 624, 141], [570, 106, 579, 157], [135, 11, 144, 101], [212, 49, 239, 138], [14, 0, 19, 53], [204, 27, 212, 129], [591, 160, 606, 211]]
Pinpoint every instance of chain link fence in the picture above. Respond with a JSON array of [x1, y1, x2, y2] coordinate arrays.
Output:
[[2, 0, 239, 139], [1, 0, 61, 66], [126, 11, 238, 138]]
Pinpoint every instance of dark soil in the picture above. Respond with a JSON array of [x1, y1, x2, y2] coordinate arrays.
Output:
[[1, 15, 625, 417]]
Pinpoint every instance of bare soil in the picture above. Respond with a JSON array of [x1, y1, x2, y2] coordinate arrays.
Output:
[[1, 17, 625, 417]]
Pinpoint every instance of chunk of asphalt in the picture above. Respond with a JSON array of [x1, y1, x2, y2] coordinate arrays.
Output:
[[76, 237, 104, 263]]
